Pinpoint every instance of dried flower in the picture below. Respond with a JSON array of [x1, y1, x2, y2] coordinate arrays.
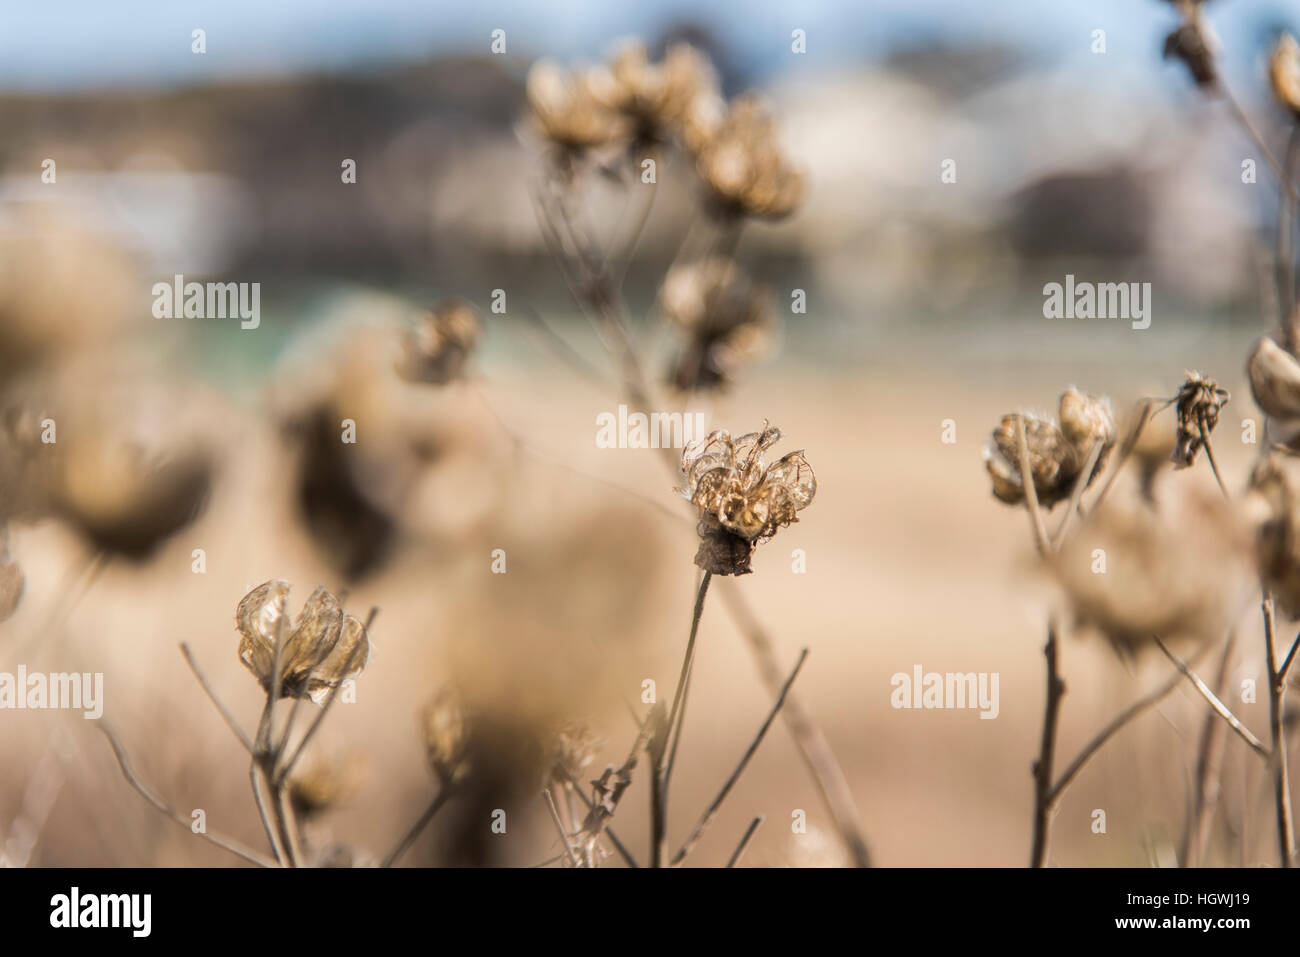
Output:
[[526, 59, 629, 155], [694, 95, 804, 221], [396, 299, 480, 386], [1246, 453, 1300, 617], [548, 720, 601, 782], [591, 41, 718, 145], [1163, 16, 1218, 89], [237, 580, 370, 705], [422, 689, 470, 785], [984, 389, 1116, 508], [660, 258, 773, 391], [1247, 336, 1300, 422], [288, 755, 366, 818], [1172, 371, 1229, 469], [678, 424, 816, 575], [1052, 487, 1251, 652], [1270, 33, 1300, 118]]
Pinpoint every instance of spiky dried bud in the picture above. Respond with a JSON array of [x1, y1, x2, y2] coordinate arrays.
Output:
[[1270, 33, 1300, 118], [526, 59, 629, 154], [694, 95, 804, 221], [984, 389, 1115, 508], [660, 258, 773, 391], [237, 580, 370, 705], [1163, 19, 1217, 89], [1172, 371, 1229, 469], [592, 41, 718, 145], [422, 689, 470, 785], [678, 424, 816, 575], [396, 299, 480, 386]]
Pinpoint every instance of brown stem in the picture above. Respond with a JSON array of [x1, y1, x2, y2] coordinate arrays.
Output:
[[1030, 621, 1065, 868], [1182, 631, 1238, 868], [1263, 595, 1296, 866], [670, 648, 808, 866]]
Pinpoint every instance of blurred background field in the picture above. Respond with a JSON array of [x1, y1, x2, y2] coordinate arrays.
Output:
[[1, 0, 1299, 867]]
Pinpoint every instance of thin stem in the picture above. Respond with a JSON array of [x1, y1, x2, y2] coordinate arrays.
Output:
[[543, 788, 581, 868], [662, 571, 712, 788], [1048, 642, 1212, 806], [1183, 631, 1238, 867], [716, 582, 873, 867], [727, 816, 764, 868], [1030, 621, 1065, 867], [382, 787, 455, 868], [180, 643, 254, 755], [98, 725, 277, 868], [670, 648, 808, 866], [248, 762, 287, 866], [1052, 438, 1103, 550], [557, 766, 638, 868], [1015, 416, 1050, 557], [1156, 637, 1269, 758], [1198, 413, 1230, 499], [1279, 630, 1300, 688], [1263, 595, 1296, 867]]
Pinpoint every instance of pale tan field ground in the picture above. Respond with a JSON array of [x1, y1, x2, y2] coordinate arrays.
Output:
[[1, 310, 1289, 867]]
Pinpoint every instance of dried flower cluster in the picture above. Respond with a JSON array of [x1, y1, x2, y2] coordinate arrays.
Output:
[[679, 424, 816, 575], [660, 258, 773, 391], [691, 94, 804, 221], [1247, 337, 1300, 448], [1171, 371, 1229, 469], [526, 60, 629, 156], [590, 41, 718, 146], [395, 298, 480, 386], [237, 580, 370, 705], [984, 389, 1116, 508]]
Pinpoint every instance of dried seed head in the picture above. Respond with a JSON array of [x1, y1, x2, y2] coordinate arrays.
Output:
[[592, 41, 718, 145], [678, 424, 815, 575], [694, 95, 804, 221], [1052, 487, 1252, 653], [422, 689, 470, 785], [1270, 33, 1300, 118], [1163, 19, 1218, 89], [1172, 371, 1229, 469], [660, 258, 774, 391], [984, 389, 1115, 508], [1245, 453, 1300, 617], [526, 59, 629, 154], [1247, 336, 1300, 423], [396, 299, 480, 386], [548, 720, 602, 782], [236, 580, 370, 705], [288, 755, 366, 819]]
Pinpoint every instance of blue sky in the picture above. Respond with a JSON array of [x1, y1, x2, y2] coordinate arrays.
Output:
[[0, 0, 1296, 90]]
